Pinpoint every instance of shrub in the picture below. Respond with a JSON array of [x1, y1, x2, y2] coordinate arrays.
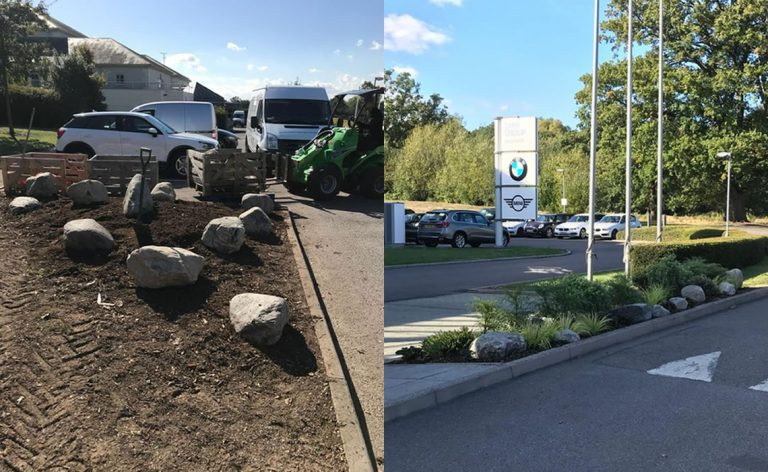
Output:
[[533, 275, 610, 316], [572, 314, 612, 337], [0, 85, 71, 129], [681, 257, 726, 279], [619, 226, 725, 241], [643, 284, 670, 305], [421, 328, 477, 360], [632, 254, 693, 290], [473, 299, 511, 333], [519, 320, 558, 350], [604, 275, 643, 307], [685, 274, 720, 299], [395, 346, 426, 363]]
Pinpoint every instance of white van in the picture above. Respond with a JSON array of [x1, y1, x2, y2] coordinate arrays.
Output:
[[245, 86, 330, 171], [131, 101, 217, 141]]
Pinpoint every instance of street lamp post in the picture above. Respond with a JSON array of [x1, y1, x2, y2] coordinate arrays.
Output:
[[557, 168, 566, 212], [717, 151, 732, 237]]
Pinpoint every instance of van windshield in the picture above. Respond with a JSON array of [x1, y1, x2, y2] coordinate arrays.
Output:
[[265, 99, 330, 125]]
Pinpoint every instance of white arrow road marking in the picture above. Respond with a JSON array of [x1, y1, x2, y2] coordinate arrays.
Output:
[[647, 351, 721, 383], [749, 379, 768, 392]]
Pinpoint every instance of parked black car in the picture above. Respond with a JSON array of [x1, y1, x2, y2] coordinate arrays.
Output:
[[405, 212, 423, 243], [523, 213, 571, 238], [218, 128, 239, 149]]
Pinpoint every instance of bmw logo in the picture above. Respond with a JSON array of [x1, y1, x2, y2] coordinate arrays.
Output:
[[509, 158, 528, 181]]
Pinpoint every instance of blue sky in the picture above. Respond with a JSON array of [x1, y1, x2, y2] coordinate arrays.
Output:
[[48, 0, 383, 99], [385, 0, 622, 130]]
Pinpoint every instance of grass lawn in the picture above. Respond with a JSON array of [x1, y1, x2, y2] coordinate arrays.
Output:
[[743, 257, 768, 288], [384, 246, 565, 266], [0, 127, 57, 155], [385, 199, 487, 214]]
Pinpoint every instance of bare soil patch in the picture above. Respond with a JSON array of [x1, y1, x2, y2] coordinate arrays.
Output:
[[0, 195, 343, 471]]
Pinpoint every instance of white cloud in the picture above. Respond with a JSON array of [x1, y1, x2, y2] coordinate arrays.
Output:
[[309, 68, 319, 73], [166, 53, 207, 73], [247, 64, 254, 71], [429, 0, 463, 6], [499, 104, 509, 111], [333, 49, 342, 55], [346, 54, 354, 60], [393, 65, 418, 77], [257, 65, 269, 71], [370, 40, 382, 50], [356, 39, 364, 47], [226, 42, 246, 52], [384, 14, 450, 54]]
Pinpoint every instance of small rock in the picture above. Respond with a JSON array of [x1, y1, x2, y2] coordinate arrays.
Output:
[[651, 304, 671, 318], [26, 172, 59, 199], [607, 303, 653, 324], [469, 332, 526, 362], [151, 182, 176, 202], [554, 329, 580, 344], [123, 174, 153, 217], [718, 282, 736, 297], [66, 179, 108, 205], [668, 297, 689, 312], [241, 193, 274, 214], [681, 285, 706, 304], [126, 246, 204, 289], [201, 217, 246, 254], [724, 269, 744, 290], [229, 293, 289, 345], [63, 219, 114, 254], [8, 196, 41, 214], [239, 207, 272, 237]]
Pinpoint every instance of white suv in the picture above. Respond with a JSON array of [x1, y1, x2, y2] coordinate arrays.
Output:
[[56, 111, 218, 177], [594, 213, 642, 239]]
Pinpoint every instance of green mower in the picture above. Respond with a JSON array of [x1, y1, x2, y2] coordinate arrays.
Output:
[[279, 87, 384, 200]]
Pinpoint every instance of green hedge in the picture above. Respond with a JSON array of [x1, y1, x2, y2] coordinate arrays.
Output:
[[619, 226, 731, 241], [0, 85, 72, 130], [630, 235, 768, 275]]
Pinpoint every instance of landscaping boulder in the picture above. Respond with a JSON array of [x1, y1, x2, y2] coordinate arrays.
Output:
[[151, 182, 176, 202], [241, 193, 274, 214], [229, 293, 289, 345], [123, 174, 153, 217], [607, 303, 653, 324], [126, 246, 204, 288], [681, 285, 706, 304], [724, 268, 744, 289], [718, 282, 736, 297], [239, 207, 272, 237], [668, 297, 689, 312], [66, 179, 108, 205], [26, 172, 58, 199], [63, 219, 114, 254], [201, 217, 246, 254], [8, 196, 41, 214], [554, 329, 580, 344], [469, 332, 526, 362], [651, 304, 671, 318]]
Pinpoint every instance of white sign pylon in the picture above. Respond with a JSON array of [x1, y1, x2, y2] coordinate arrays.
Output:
[[646, 351, 721, 383]]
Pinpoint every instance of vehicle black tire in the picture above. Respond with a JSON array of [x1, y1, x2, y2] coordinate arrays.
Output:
[[168, 148, 190, 178], [451, 232, 467, 248], [611, 229, 618, 240], [424, 240, 438, 247], [557, 236, 563, 239], [360, 166, 384, 199], [307, 165, 342, 200], [503, 232, 510, 247], [63, 142, 95, 157], [546, 227, 554, 238], [283, 181, 305, 194], [579, 228, 587, 239], [516, 228, 523, 237]]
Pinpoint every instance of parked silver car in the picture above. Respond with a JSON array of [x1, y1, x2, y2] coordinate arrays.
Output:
[[417, 209, 510, 248]]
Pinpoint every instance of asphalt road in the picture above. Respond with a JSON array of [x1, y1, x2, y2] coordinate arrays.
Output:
[[385, 237, 625, 302], [385, 298, 768, 472]]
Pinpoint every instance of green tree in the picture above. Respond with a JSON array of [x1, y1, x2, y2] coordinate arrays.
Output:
[[0, 0, 47, 141], [51, 44, 106, 113], [383, 69, 450, 148]]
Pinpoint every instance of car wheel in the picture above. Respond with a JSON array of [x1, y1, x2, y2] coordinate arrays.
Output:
[[63, 142, 95, 157], [424, 240, 438, 248], [557, 236, 563, 239], [307, 165, 342, 200], [503, 232, 510, 247], [516, 228, 523, 237], [579, 228, 587, 239], [611, 229, 618, 240], [451, 232, 467, 248], [546, 227, 554, 238], [168, 149, 189, 178], [360, 166, 384, 199]]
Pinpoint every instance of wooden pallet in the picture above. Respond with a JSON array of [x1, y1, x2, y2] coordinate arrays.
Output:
[[186, 148, 266, 197], [0, 152, 88, 196], [87, 155, 159, 196]]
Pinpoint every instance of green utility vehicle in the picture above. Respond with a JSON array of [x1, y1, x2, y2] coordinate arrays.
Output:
[[278, 87, 384, 200]]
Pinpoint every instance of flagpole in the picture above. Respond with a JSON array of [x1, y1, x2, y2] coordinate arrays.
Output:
[[624, 0, 633, 276], [656, 0, 664, 242], [587, 0, 600, 280]]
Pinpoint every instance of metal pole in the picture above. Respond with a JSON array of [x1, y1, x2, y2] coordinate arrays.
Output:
[[624, 0, 633, 276], [561, 171, 566, 213], [656, 0, 664, 243], [726, 157, 731, 237], [587, 0, 600, 281]]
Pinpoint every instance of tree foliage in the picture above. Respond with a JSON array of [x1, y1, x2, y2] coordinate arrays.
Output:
[[52, 45, 106, 113], [383, 69, 450, 149]]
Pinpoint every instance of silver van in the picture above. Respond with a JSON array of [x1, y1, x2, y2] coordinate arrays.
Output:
[[131, 101, 217, 142]]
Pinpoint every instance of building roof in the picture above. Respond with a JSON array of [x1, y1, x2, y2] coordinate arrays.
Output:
[[68, 38, 190, 82], [33, 14, 87, 38], [192, 82, 226, 104]]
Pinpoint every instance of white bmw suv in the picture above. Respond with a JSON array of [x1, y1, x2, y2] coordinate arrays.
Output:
[[594, 213, 642, 240], [56, 111, 218, 177]]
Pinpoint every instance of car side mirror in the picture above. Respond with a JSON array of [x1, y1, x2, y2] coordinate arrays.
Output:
[[148, 127, 158, 137]]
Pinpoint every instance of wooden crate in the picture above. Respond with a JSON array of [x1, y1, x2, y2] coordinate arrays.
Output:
[[186, 148, 266, 197], [87, 155, 159, 196], [0, 152, 88, 196]]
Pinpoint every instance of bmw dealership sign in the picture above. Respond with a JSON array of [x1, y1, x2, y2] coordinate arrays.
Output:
[[494, 116, 538, 225]]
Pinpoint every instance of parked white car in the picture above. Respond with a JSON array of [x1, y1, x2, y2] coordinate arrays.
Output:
[[593, 214, 642, 240], [56, 111, 218, 177], [554, 213, 605, 239], [501, 218, 527, 237]]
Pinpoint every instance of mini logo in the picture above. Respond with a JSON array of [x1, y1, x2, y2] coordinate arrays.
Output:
[[504, 195, 533, 212], [509, 158, 528, 181]]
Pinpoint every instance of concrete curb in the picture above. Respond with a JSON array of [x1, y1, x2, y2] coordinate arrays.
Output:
[[384, 287, 768, 423], [385, 249, 571, 270], [283, 210, 376, 471]]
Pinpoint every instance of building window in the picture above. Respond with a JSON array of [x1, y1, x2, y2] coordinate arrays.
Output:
[[116, 74, 125, 83]]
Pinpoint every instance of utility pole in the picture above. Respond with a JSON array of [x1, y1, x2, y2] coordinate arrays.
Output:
[[587, 0, 600, 281], [624, 0, 633, 276], [656, 0, 664, 243], [161, 52, 167, 64]]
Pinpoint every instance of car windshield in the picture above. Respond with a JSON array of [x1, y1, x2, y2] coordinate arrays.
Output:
[[600, 215, 621, 223], [535, 215, 553, 223], [422, 212, 447, 222], [233, 111, 244, 118], [265, 99, 330, 125], [142, 114, 177, 134], [569, 215, 589, 222]]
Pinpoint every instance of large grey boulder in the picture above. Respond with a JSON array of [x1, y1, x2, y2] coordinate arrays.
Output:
[[668, 297, 689, 312], [63, 219, 114, 254], [123, 174, 153, 217], [681, 285, 706, 304], [469, 332, 526, 362], [724, 269, 744, 290], [202, 217, 246, 254], [239, 207, 272, 237], [607, 303, 653, 324], [554, 329, 580, 344], [66, 179, 108, 205], [126, 246, 204, 289], [8, 196, 41, 214], [26, 172, 58, 199], [151, 182, 176, 202], [718, 282, 736, 297], [241, 193, 274, 214], [651, 304, 671, 318], [229, 293, 289, 345]]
